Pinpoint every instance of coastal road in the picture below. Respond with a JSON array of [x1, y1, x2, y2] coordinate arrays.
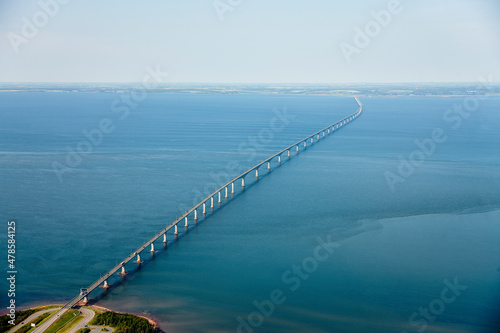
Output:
[[8, 308, 61, 333], [68, 308, 114, 333], [31, 307, 71, 333]]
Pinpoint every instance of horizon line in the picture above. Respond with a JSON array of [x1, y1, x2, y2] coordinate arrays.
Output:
[[1, 81, 499, 85]]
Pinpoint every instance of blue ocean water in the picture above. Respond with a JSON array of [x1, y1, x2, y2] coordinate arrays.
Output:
[[1, 93, 499, 332]]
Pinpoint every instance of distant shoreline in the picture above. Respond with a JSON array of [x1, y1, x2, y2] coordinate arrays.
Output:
[[1, 90, 498, 97], [0, 82, 498, 97]]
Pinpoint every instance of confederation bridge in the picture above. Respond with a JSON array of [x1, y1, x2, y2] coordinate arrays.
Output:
[[33, 97, 362, 332]]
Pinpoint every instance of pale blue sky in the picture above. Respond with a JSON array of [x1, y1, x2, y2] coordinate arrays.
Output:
[[0, 0, 499, 83]]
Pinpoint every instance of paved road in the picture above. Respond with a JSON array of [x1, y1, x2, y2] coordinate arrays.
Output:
[[31, 307, 67, 333], [8, 308, 61, 333], [68, 308, 114, 333]]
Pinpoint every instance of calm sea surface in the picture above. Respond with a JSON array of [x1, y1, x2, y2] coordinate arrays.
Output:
[[1, 93, 499, 332]]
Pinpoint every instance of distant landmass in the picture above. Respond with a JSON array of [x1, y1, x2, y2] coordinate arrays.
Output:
[[0, 82, 499, 96]]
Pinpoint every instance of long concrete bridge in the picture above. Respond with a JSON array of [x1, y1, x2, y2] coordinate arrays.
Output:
[[33, 97, 362, 332]]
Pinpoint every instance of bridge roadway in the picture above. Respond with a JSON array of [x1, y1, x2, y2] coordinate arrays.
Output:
[[33, 97, 362, 332]]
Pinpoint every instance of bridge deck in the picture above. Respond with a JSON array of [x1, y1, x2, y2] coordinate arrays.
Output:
[[34, 97, 363, 332]]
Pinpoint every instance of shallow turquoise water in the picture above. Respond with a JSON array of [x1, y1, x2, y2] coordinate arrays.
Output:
[[1, 93, 499, 332]]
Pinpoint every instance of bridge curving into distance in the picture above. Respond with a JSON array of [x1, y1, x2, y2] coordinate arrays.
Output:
[[33, 97, 363, 332]]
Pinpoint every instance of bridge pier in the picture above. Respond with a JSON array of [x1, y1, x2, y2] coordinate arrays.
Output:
[[328, 128, 330, 134], [310, 138, 313, 144], [225, 187, 228, 198], [317, 134, 320, 140], [83, 296, 88, 304], [288, 150, 290, 157], [218, 191, 222, 203], [136, 253, 143, 263], [323, 132, 325, 137], [203, 203, 206, 215], [296, 145, 299, 152], [174, 224, 179, 236], [100, 279, 110, 289], [231, 182, 235, 194], [211, 197, 214, 209], [241, 178, 245, 187], [255, 169, 259, 178], [194, 209, 198, 222], [163, 233, 167, 243], [267, 162, 271, 170], [120, 266, 127, 276], [151, 243, 155, 253], [278, 155, 281, 163], [185, 216, 189, 227], [304, 141, 307, 148]]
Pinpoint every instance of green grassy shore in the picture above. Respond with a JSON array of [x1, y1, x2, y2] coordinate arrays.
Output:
[[0, 305, 161, 333]]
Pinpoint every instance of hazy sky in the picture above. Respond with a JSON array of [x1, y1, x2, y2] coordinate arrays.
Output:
[[0, 0, 499, 83]]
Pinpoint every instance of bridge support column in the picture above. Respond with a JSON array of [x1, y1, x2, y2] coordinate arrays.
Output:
[[304, 142, 307, 148], [151, 243, 155, 253], [120, 266, 127, 276], [231, 182, 235, 194], [241, 178, 245, 187], [83, 296, 88, 304], [296, 145, 299, 152], [185, 216, 189, 227], [174, 224, 178, 236], [163, 233, 167, 243], [328, 129, 330, 134], [323, 132, 325, 137], [100, 279, 111, 289], [267, 162, 271, 170], [101, 279, 110, 289], [225, 187, 228, 198], [194, 209, 198, 222], [136, 253, 143, 263], [278, 156, 281, 163], [317, 134, 320, 140], [211, 197, 214, 209], [255, 169, 259, 178], [310, 138, 313, 144], [218, 192, 222, 203], [203, 203, 206, 215], [288, 150, 290, 157]]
